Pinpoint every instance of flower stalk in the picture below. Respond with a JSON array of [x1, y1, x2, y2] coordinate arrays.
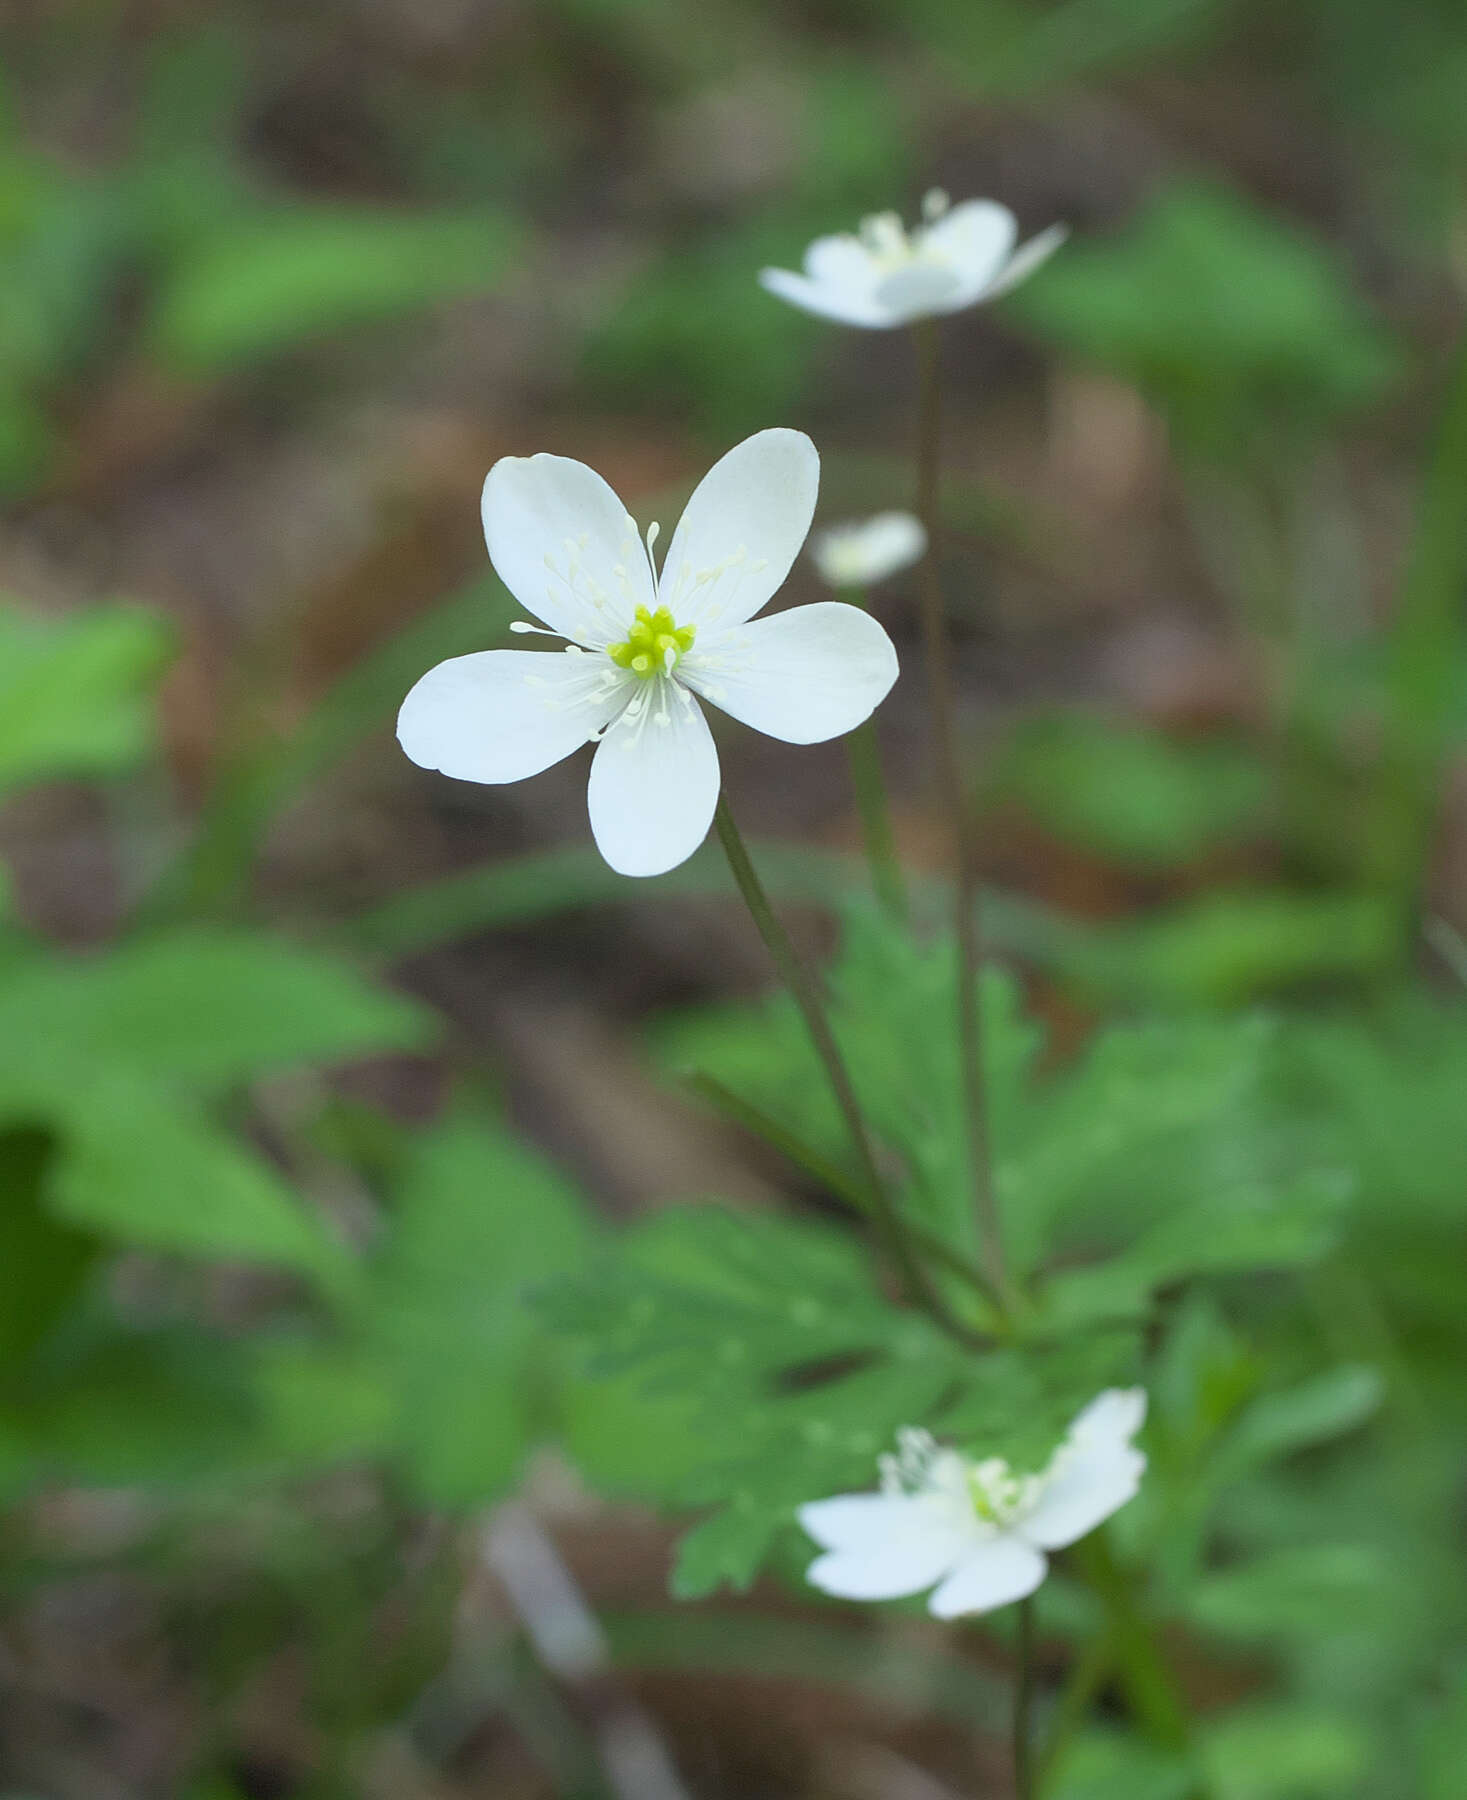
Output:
[[912, 319, 1009, 1308], [1014, 1594, 1037, 1800], [1072, 1530, 1191, 1756], [713, 795, 981, 1346]]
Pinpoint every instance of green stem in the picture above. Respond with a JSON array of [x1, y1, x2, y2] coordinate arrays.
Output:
[[912, 319, 1009, 1307], [712, 795, 983, 1347], [686, 1070, 1001, 1317], [846, 721, 908, 923], [1036, 1627, 1115, 1789], [1367, 331, 1467, 937], [1073, 1532, 1190, 1756], [1014, 1594, 1037, 1800]]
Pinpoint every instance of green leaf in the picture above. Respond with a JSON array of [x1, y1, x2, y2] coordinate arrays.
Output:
[[1047, 1731, 1193, 1800], [657, 915, 1042, 1254], [542, 1203, 933, 1394], [0, 601, 172, 796], [1039, 1167, 1350, 1327], [1199, 1704, 1371, 1800], [0, 1125, 97, 1370], [996, 712, 1266, 870], [670, 1496, 779, 1600], [0, 926, 428, 1289], [1189, 1543, 1393, 1645], [22, 1331, 263, 1486], [1060, 888, 1399, 1009], [49, 1076, 350, 1284], [547, 1200, 1136, 1596], [1214, 1365, 1384, 1483], [1006, 1012, 1337, 1277], [656, 910, 1347, 1294], [1009, 181, 1402, 459], [251, 1340, 397, 1469], [368, 1111, 591, 1508], [150, 206, 520, 370], [1419, 1672, 1467, 1800], [561, 1366, 710, 1502], [0, 930, 433, 1092]]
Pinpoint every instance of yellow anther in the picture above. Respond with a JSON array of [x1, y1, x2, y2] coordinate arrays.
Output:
[[608, 603, 696, 680]]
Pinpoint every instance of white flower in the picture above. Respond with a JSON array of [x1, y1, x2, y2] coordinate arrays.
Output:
[[397, 429, 898, 878], [798, 1388, 1147, 1619], [759, 189, 1066, 330], [812, 512, 927, 589]]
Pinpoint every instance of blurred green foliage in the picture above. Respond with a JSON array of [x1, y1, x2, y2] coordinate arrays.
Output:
[[0, 31, 519, 496], [1010, 182, 1404, 464], [0, 597, 588, 1528], [2, 0, 1467, 1795], [0, 602, 173, 795], [994, 712, 1268, 869]]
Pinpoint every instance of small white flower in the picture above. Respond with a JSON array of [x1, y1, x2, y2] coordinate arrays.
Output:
[[398, 429, 898, 878], [798, 1388, 1147, 1619], [760, 189, 1066, 330], [812, 512, 927, 589]]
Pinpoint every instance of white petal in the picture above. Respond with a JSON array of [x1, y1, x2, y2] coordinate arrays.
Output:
[[927, 1535, 1047, 1619], [758, 266, 895, 329], [682, 601, 897, 745], [982, 223, 1068, 301], [804, 232, 879, 290], [803, 1500, 972, 1602], [482, 453, 653, 647], [586, 683, 719, 877], [872, 260, 967, 320], [1021, 1444, 1146, 1551], [398, 649, 630, 784], [659, 429, 821, 631], [798, 1492, 938, 1554], [920, 199, 1017, 293], [1070, 1387, 1148, 1449], [812, 512, 927, 589]]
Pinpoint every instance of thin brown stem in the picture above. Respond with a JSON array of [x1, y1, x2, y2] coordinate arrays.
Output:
[[912, 319, 1008, 1305], [713, 795, 983, 1347]]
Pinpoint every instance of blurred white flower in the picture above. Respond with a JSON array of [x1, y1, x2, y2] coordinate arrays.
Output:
[[398, 429, 898, 878], [760, 189, 1066, 330], [812, 512, 927, 589], [798, 1388, 1147, 1619]]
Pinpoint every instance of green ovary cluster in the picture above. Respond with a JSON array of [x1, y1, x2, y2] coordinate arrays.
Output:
[[607, 604, 696, 680], [966, 1457, 1029, 1525]]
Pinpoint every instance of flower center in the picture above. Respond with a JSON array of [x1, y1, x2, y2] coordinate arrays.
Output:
[[607, 603, 696, 680], [966, 1457, 1035, 1526], [858, 191, 963, 314], [857, 190, 951, 271]]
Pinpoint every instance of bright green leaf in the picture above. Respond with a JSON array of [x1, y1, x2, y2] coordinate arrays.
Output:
[[1200, 1704, 1371, 1800], [151, 207, 520, 370], [0, 601, 172, 796]]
